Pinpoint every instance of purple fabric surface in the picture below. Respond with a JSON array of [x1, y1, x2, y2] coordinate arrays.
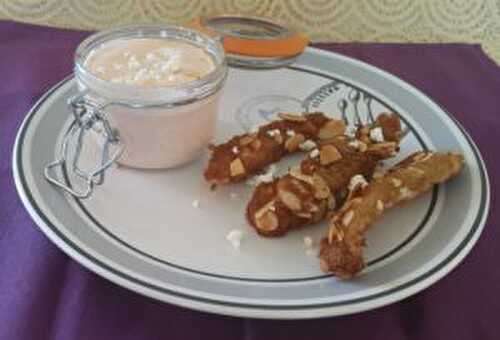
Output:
[[1, 21, 499, 340]]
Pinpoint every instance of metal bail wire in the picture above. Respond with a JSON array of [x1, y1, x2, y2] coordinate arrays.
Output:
[[44, 94, 124, 199]]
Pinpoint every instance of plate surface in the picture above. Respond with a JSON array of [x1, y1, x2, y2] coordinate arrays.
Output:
[[13, 47, 489, 319]]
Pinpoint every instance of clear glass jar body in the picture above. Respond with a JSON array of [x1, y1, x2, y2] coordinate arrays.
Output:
[[74, 25, 227, 169]]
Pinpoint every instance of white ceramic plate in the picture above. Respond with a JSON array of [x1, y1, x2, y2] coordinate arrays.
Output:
[[13, 47, 490, 319]]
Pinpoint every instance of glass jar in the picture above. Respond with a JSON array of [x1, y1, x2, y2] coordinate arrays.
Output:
[[74, 24, 227, 169]]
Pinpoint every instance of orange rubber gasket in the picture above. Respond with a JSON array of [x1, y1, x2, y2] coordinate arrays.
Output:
[[186, 17, 309, 58]]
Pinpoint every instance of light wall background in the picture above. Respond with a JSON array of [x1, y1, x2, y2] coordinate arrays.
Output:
[[1, 0, 499, 63]]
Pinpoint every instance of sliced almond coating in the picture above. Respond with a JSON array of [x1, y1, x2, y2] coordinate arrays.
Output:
[[318, 120, 346, 140], [328, 224, 344, 243], [289, 178, 310, 195], [239, 135, 255, 146], [320, 144, 342, 165], [367, 141, 397, 155], [313, 173, 330, 199], [296, 212, 313, 219], [284, 134, 305, 152], [255, 211, 279, 231], [358, 141, 368, 152], [277, 188, 302, 211], [229, 158, 246, 177], [278, 112, 307, 122], [254, 200, 276, 219], [289, 167, 314, 185], [342, 210, 354, 226]]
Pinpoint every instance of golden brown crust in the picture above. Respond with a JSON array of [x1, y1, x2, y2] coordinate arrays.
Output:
[[204, 112, 345, 184], [319, 151, 464, 279], [246, 114, 403, 237]]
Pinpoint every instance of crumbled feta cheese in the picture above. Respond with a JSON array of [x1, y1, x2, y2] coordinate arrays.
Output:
[[226, 229, 244, 249], [192, 199, 200, 208], [266, 129, 281, 138], [348, 174, 368, 191], [299, 140, 317, 151], [286, 129, 296, 137], [370, 127, 385, 143], [349, 140, 361, 149], [256, 172, 274, 184], [232, 146, 239, 154], [310, 149, 320, 158]]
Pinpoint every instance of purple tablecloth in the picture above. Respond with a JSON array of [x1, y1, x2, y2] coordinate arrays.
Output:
[[1, 21, 499, 340]]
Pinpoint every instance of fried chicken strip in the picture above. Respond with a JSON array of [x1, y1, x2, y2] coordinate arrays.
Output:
[[319, 151, 464, 279], [204, 112, 346, 184], [246, 114, 402, 237]]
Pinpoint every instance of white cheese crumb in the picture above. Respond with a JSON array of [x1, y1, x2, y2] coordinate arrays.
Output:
[[266, 129, 281, 138], [370, 127, 385, 143], [349, 140, 360, 149], [348, 174, 369, 191], [192, 199, 200, 208], [299, 140, 317, 151], [226, 229, 244, 249], [231, 146, 239, 154], [286, 129, 296, 137], [256, 172, 274, 184], [310, 149, 320, 158], [303, 236, 314, 248]]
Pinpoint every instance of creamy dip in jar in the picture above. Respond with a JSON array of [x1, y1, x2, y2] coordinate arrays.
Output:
[[74, 25, 227, 169]]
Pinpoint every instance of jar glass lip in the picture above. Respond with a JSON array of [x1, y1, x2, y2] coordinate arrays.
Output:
[[74, 24, 228, 105]]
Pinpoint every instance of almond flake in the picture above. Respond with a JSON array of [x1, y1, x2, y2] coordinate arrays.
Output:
[[299, 140, 317, 151], [342, 210, 354, 226], [310, 149, 320, 158]]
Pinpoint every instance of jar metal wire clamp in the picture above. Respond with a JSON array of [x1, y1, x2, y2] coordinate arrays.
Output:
[[44, 94, 123, 199]]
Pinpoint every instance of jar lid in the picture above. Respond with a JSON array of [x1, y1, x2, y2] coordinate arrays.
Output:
[[187, 15, 309, 68]]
